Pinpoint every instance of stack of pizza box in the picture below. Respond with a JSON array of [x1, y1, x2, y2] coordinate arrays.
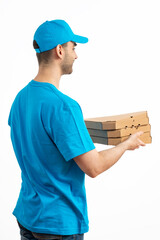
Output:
[[85, 111, 152, 145]]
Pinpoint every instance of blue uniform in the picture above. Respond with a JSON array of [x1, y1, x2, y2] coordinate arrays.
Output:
[[8, 80, 95, 235]]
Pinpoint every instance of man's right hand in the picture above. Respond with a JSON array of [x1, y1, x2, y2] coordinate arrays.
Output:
[[74, 131, 146, 178], [124, 131, 146, 150]]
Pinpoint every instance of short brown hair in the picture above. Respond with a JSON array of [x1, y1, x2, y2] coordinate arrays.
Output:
[[33, 40, 53, 65], [33, 40, 68, 65]]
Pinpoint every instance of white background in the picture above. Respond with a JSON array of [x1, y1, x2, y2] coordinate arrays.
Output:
[[0, 0, 160, 239]]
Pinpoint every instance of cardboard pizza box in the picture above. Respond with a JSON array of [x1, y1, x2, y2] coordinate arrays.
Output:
[[90, 132, 152, 146], [87, 124, 151, 138], [85, 111, 149, 130]]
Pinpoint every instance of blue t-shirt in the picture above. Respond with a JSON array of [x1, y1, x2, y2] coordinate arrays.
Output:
[[8, 80, 95, 235]]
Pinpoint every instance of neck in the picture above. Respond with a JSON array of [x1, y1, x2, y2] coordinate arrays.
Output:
[[34, 64, 62, 89]]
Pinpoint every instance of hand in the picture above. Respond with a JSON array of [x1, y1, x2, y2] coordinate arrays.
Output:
[[124, 131, 146, 150]]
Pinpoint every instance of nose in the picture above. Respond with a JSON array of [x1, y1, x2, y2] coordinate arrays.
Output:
[[75, 52, 78, 59]]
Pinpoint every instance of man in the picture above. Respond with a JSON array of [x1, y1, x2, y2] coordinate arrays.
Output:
[[8, 19, 145, 240]]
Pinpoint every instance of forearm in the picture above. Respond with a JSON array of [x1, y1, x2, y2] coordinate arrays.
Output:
[[94, 131, 145, 177], [74, 132, 145, 178], [97, 141, 128, 175]]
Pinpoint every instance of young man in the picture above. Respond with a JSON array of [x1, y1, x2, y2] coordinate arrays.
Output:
[[8, 19, 145, 240]]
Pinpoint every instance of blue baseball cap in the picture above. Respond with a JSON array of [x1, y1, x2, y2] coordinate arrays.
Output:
[[33, 19, 88, 53]]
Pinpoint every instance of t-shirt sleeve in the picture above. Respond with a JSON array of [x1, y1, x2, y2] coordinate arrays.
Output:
[[44, 102, 95, 161]]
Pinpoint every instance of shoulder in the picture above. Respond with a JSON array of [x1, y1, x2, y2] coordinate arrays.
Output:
[[40, 86, 83, 122], [44, 86, 81, 112], [58, 92, 80, 110]]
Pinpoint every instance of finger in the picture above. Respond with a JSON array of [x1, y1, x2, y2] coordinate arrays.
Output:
[[138, 139, 146, 147]]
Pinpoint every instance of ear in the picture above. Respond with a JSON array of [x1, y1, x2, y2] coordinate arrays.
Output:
[[55, 44, 64, 59]]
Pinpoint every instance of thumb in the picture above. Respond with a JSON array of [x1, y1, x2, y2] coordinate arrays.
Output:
[[138, 138, 146, 147], [136, 131, 146, 146]]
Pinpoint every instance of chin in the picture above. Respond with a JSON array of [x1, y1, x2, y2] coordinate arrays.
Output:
[[67, 68, 73, 75], [62, 66, 73, 75]]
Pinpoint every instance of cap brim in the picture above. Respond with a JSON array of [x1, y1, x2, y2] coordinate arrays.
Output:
[[72, 34, 88, 44]]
